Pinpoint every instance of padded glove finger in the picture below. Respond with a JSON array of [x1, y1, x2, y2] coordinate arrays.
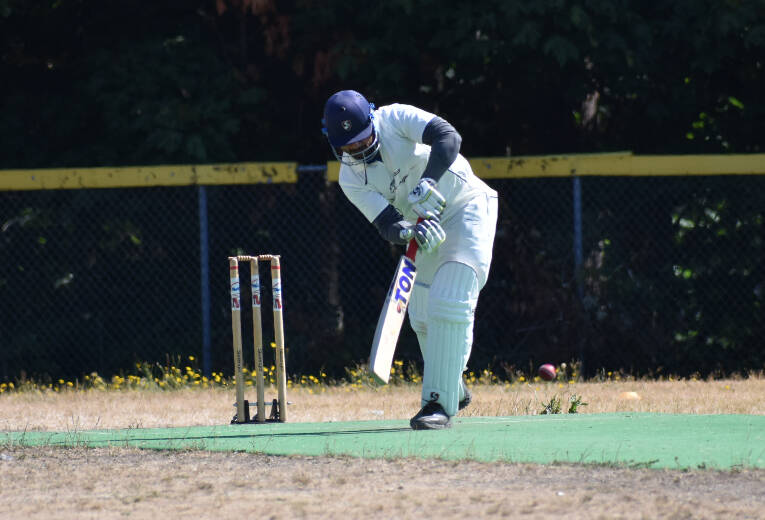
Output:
[[414, 218, 446, 253]]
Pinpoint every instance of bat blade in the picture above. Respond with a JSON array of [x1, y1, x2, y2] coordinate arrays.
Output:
[[369, 253, 417, 384]]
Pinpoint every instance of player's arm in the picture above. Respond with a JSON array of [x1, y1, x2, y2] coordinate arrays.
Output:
[[373, 205, 445, 252], [338, 162, 439, 250], [372, 205, 413, 245], [420, 116, 462, 182], [387, 105, 463, 181], [407, 117, 461, 219]]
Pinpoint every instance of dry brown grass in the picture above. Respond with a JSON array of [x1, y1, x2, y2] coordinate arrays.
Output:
[[1, 376, 762, 432]]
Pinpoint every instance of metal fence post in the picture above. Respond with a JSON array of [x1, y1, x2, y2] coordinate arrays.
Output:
[[572, 175, 587, 372], [199, 185, 212, 378], [573, 175, 584, 300]]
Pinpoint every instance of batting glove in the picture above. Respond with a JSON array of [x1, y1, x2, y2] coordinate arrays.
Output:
[[413, 218, 446, 253], [408, 178, 446, 220]]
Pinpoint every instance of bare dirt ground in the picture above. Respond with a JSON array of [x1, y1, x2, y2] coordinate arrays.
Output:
[[2, 447, 764, 520], [2, 379, 765, 519]]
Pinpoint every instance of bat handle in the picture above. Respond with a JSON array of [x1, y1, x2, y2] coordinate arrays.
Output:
[[405, 217, 424, 260]]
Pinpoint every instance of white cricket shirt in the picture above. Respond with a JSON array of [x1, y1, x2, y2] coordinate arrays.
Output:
[[338, 103, 496, 226]]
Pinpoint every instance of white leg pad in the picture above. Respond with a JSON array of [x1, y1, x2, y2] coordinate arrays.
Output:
[[421, 262, 479, 416], [408, 283, 429, 358]]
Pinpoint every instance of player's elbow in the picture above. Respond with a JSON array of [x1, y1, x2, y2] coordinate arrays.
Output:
[[451, 132, 462, 153]]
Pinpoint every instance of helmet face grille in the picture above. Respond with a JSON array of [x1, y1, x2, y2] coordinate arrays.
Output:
[[329, 128, 380, 167]]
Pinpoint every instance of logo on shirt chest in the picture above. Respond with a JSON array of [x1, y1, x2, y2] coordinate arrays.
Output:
[[389, 169, 407, 193]]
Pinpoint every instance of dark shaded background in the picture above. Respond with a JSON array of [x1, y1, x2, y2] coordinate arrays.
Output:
[[2, 0, 764, 167], [1, 0, 764, 381]]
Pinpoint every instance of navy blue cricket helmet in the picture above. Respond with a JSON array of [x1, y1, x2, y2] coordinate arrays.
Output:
[[322, 90, 380, 165]]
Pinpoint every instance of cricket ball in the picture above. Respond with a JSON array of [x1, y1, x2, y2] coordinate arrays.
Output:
[[538, 363, 557, 381]]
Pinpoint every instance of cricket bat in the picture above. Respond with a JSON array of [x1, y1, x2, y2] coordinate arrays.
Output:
[[369, 222, 421, 384]]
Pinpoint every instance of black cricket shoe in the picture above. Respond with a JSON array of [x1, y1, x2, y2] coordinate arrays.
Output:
[[458, 385, 472, 411], [410, 401, 452, 430]]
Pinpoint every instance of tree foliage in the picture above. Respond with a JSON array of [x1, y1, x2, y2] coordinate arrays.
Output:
[[2, 0, 764, 166]]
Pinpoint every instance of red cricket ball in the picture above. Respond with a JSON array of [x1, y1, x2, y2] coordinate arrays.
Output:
[[538, 363, 557, 381]]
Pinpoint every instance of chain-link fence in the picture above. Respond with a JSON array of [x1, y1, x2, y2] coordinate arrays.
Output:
[[1, 168, 763, 382]]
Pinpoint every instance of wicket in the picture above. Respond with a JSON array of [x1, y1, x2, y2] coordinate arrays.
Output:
[[229, 254, 288, 424]]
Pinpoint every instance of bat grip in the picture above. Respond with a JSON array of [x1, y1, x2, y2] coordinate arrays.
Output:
[[405, 217, 424, 260]]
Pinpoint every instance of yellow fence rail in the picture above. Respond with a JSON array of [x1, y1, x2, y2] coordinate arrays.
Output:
[[326, 152, 765, 182], [0, 162, 298, 191], [2, 153, 765, 190]]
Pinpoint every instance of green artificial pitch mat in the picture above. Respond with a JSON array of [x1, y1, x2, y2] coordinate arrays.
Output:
[[4, 413, 764, 470]]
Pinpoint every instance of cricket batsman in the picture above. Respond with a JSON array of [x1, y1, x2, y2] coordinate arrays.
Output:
[[322, 90, 498, 430]]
